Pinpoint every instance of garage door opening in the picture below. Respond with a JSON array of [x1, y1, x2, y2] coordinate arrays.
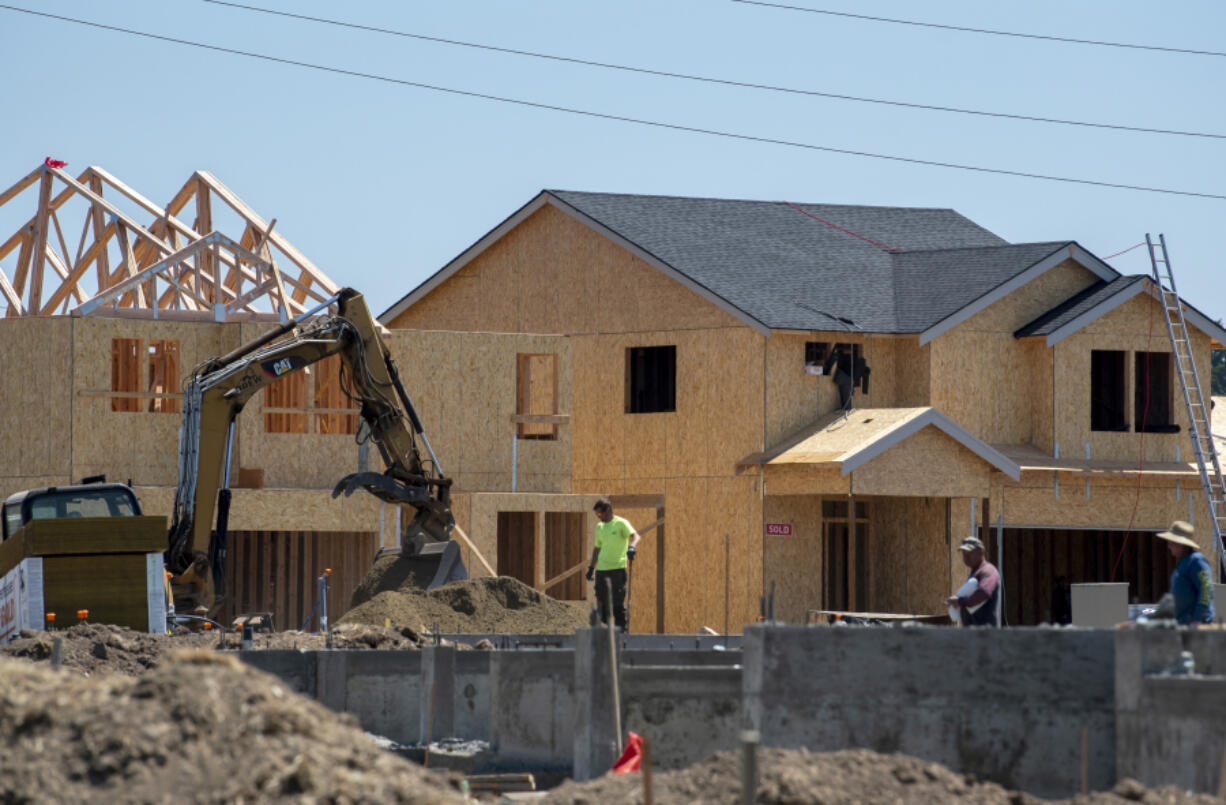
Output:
[[994, 528, 1177, 626]]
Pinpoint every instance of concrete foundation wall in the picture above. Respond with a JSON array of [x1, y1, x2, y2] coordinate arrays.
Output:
[[238, 627, 1226, 797], [743, 625, 1117, 798], [1115, 629, 1226, 793]]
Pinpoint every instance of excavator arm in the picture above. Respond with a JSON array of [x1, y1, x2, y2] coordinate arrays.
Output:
[[166, 288, 459, 615]]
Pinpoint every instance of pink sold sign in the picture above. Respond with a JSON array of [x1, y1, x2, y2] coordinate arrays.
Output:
[[764, 523, 792, 536]]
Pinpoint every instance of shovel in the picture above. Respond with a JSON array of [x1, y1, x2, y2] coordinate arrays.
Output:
[[625, 556, 633, 633]]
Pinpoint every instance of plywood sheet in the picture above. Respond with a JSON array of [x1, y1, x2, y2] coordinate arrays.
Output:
[[386, 204, 743, 335], [761, 494, 821, 624], [0, 318, 73, 481], [851, 425, 993, 498]]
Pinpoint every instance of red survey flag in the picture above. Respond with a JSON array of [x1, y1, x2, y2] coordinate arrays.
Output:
[[44, 157, 68, 169], [612, 731, 643, 774]]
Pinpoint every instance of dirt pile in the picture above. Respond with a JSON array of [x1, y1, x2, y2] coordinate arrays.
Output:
[[0, 650, 465, 803], [341, 572, 590, 634], [540, 747, 1220, 805], [0, 622, 440, 677]]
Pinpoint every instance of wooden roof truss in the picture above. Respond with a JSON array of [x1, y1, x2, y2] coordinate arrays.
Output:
[[0, 163, 340, 321]]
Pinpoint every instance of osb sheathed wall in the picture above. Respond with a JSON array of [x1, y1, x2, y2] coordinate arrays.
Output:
[[849, 426, 993, 498], [133, 486, 379, 533], [70, 317, 239, 489], [385, 203, 743, 335], [930, 257, 1100, 445], [761, 494, 820, 623], [0, 318, 73, 499], [384, 330, 572, 494], [764, 333, 903, 448], [872, 496, 948, 615], [1051, 293, 1211, 464], [570, 326, 765, 633]]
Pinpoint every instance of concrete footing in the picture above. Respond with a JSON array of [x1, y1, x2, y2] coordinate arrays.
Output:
[[239, 625, 1226, 797]]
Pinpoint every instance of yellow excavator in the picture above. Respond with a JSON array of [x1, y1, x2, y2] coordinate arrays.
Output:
[[166, 287, 465, 616]]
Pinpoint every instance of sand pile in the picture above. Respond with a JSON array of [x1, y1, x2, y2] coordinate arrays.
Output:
[[0, 650, 465, 803], [341, 572, 590, 634], [541, 747, 1220, 804], [0, 622, 436, 677]]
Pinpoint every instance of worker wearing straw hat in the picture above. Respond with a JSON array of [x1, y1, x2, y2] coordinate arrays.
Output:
[[1157, 521, 1215, 625]]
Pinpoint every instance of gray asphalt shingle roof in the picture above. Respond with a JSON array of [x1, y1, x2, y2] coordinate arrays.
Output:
[[546, 191, 1092, 333]]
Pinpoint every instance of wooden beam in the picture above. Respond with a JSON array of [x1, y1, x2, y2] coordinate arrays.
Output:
[[0, 268, 23, 314], [509, 414, 571, 425], [0, 166, 41, 210], [12, 231, 31, 297], [196, 171, 339, 295], [451, 524, 497, 578], [88, 175, 111, 292], [28, 170, 53, 313], [542, 560, 587, 591], [0, 170, 84, 265]]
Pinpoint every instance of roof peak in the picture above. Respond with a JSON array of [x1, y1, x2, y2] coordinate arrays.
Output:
[[545, 189, 960, 214]]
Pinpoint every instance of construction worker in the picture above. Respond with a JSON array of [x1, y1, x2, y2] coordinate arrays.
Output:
[[945, 536, 1001, 627], [1156, 521, 1216, 625], [585, 500, 640, 630]]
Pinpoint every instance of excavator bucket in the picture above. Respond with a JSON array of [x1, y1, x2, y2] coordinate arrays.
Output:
[[416, 540, 468, 590]]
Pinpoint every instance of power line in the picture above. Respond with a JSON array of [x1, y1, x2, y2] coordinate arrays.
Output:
[[731, 1, 1226, 58], [202, 0, 1224, 141], [2, 4, 1223, 202]]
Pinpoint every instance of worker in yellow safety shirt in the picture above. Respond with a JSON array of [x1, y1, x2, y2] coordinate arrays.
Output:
[[585, 499, 641, 631]]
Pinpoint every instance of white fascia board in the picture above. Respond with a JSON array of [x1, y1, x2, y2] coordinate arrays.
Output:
[[377, 193, 550, 324], [1043, 280, 1146, 347], [840, 408, 1021, 480], [1044, 280, 1226, 348], [545, 196, 772, 337], [919, 243, 1117, 346]]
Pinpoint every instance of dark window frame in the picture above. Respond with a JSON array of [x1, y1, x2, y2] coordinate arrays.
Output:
[[1134, 351, 1177, 433], [625, 345, 676, 414], [1090, 349, 1129, 432]]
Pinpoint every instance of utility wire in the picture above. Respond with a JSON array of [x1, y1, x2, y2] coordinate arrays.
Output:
[[3, 4, 1224, 202], [732, 1, 1226, 58], [202, 0, 1224, 141]]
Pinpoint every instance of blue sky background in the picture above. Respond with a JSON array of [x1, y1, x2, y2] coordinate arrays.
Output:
[[1, 1, 1223, 321]]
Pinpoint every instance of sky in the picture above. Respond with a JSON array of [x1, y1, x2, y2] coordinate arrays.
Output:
[[1, 0, 1223, 322]]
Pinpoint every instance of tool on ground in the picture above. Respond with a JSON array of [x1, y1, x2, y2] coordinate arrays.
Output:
[[1148, 234, 1226, 579], [641, 733, 655, 805], [318, 569, 330, 634]]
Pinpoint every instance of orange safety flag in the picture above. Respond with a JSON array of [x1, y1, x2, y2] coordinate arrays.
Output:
[[611, 731, 643, 774]]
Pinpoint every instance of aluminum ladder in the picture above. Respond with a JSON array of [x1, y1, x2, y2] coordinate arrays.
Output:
[[1147, 233, 1226, 579]]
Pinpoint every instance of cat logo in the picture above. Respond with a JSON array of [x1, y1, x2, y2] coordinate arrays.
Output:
[[271, 358, 293, 376]]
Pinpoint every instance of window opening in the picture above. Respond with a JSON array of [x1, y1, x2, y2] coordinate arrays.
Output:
[[263, 370, 309, 433], [821, 499, 869, 611], [517, 353, 559, 439], [1090, 350, 1128, 431], [147, 340, 181, 414], [313, 353, 359, 435], [626, 345, 676, 414], [1134, 351, 1176, 433], [110, 338, 142, 413]]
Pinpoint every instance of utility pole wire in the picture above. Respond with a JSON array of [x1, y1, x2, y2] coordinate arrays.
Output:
[[731, 1, 1226, 58], [202, 0, 1224, 140], [2, 5, 1223, 202]]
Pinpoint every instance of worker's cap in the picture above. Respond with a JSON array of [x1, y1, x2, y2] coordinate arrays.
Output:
[[958, 536, 985, 553], [1157, 521, 1199, 551]]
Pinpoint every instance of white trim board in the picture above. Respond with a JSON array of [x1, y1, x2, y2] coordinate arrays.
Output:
[[919, 242, 1116, 346], [1032, 278, 1226, 347]]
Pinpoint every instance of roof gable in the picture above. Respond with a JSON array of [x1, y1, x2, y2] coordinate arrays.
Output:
[[380, 191, 1130, 340], [1015, 275, 1226, 347]]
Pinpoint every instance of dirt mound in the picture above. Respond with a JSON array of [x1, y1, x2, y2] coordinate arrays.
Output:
[[540, 747, 1220, 804], [351, 552, 455, 608], [340, 576, 590, 634], [0, 651, 465, 803], [0, 622, 441, 677]]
